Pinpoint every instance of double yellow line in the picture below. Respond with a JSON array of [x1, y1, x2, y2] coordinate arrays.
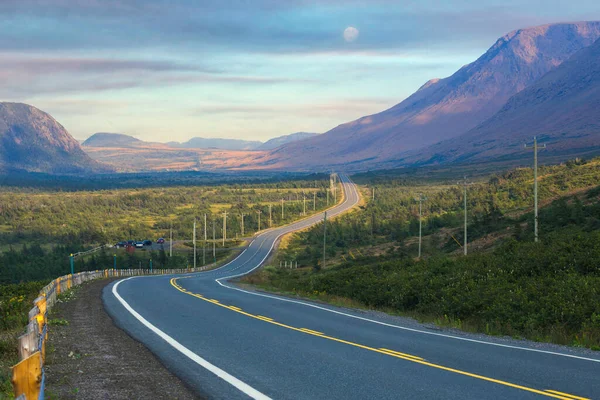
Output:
[[170, 277, 589, 400]]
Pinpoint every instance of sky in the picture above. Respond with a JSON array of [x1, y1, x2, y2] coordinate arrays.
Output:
[[1, 1, 600, 143]]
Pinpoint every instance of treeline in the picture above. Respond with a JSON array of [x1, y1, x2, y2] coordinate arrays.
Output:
[[0, 170, 329, 191], [0, 240, 245, 284]]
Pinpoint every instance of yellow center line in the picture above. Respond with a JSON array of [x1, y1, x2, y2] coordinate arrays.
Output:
[[229, 306, 242, 311], [300, 328, 324, 335], [545, 390, 590, 400], [256, 315, 274, 321], [169, 278, 581, 400], [379, 348, 424, 361]]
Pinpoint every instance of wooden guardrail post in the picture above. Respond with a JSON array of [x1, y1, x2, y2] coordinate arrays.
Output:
[[11, 351, 42, 400]]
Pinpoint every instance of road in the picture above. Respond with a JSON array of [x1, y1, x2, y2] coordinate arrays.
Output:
[[104, 176, 600, 400]]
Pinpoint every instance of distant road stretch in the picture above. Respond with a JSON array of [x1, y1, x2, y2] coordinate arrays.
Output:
[[104, 175, 599, 400]]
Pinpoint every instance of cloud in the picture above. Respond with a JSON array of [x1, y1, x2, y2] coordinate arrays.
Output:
[[0, 54, 316, 97], [0, 0, 573, 54], [191, 98, 397, 118], [0, 55, 209, 73]]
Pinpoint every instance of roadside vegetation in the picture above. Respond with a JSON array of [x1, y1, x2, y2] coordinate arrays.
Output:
[[0, 177, 333, 284], [0, 281, 47, 398], [243, 157, 600, 349]]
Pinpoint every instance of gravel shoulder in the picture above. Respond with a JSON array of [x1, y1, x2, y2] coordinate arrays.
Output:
[[45, 278, 200, 400]]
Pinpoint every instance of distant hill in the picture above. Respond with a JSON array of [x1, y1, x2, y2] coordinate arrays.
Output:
[[0, 102, 109, 174], [409, 37, 600, 165], [256, 132, 318, 150], [259, 21, 600, 170], [82, 132, 143, 148], [172, 137, 262, 150]]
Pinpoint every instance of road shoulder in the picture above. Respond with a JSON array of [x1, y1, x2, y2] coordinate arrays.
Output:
[[44, 278, 200, 400]]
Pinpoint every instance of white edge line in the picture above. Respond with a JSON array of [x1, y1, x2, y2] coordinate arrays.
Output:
[[214, 178, 600, 364], [111, 277, 272, 400]]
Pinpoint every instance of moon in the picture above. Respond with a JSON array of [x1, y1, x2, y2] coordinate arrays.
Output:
[[343, 26, 359, 42]]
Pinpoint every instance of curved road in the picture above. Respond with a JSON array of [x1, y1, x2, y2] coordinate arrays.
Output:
[[104, 176, 599, 400]]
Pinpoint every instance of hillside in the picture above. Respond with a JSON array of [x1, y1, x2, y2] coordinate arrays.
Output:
[[172, 137, 262, 151], [257, 132, 319, 150], [82, 133, 143, 148], [0, 103, 108, 174], [408, 37, 600, 165], [256, 21, 600, 171], [246, 158, 600, 349]]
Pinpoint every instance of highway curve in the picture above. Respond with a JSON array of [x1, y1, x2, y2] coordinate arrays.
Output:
[[104, 176, 600, 400]]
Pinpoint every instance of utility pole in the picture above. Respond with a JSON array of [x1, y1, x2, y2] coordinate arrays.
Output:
[[193, 219, 197, 269], [269, 204, 273, 227], [281, 199, 285, 220], [323, 211, 327, 268], [303, 194, 306, 216], [257, 210, 262, 231], [327, 189, 330, 206], [203, 214, 207, 266], [458, 176, 473, 255], [169, 221, 173, 257], [222, 212, 228, 246], [524, 136, 547, 243], [212, 218, 216, 263], [241, 213, 245, 237], [372, 187, 375, 202], [313, 192, 316, 211], [415, 194, 427, 259]]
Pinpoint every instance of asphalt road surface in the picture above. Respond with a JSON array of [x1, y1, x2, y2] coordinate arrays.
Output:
[[104, 176, 600, 400]]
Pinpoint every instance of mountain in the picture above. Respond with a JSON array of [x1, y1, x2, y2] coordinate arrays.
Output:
[[82, 132, 144, 148], [0, 103, 108, 173], [172, 137, 262, 150], [256, 132, 319, 150], [259, 21, 600, 170], [407, 37, 600, 165]]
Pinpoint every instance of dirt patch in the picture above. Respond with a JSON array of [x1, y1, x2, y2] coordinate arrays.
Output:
[[45, 279, 200, 400]]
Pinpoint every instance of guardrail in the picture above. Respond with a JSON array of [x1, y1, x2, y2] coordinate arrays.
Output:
[[11, 266, 208, 400]]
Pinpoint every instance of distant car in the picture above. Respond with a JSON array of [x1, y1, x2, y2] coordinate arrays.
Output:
[[127, 240, 135, 246], [157, 238, 165, 244], [143, 240, 152, 246], [115, 241, 127, 248], [135, 241, 144, 248]]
